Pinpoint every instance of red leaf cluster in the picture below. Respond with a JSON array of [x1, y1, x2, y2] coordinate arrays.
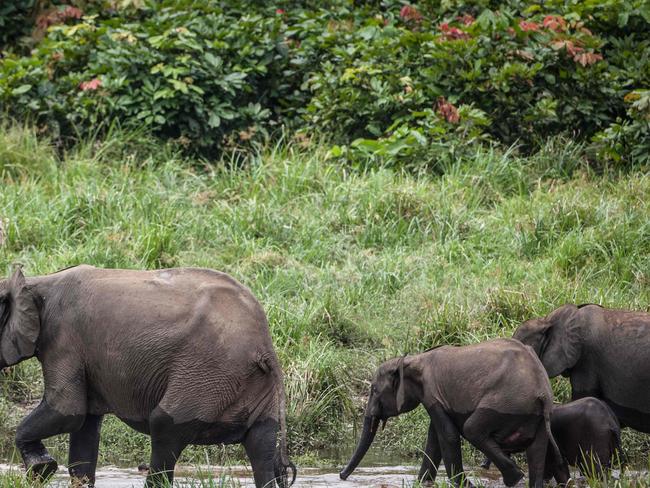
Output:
[[439, 23, 470, 41], [437, 97, 460, 124], [550, 40, 603, 66], [399, 5, 422, 24], [36, 5, 83, 30], [573, 51, 603, 66], [519, 20, 540, 32], [542, 15, 566, 32], [457, 14, 475, 26]]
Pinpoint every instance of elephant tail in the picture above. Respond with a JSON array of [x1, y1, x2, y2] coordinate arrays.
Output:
[[275, 373, 296, 487], [543, 405, 564, 468]]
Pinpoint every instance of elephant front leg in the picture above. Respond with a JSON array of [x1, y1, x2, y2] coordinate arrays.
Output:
[[69, 414, 103, 486], [429, 405, 472, 488], [16, 400, 85, 481], [418, 420, 442, 484]]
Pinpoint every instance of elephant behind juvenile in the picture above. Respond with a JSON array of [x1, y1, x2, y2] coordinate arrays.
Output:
[[339, 339, 569, 488], [513, 304, 650, 433], [0, 265, 295, 488]]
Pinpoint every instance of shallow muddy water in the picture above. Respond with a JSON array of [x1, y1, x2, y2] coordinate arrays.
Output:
[[0, 463, 517, 487], [0, 463, 639, 487]]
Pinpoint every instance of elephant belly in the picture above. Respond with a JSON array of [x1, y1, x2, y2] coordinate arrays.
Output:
[[606, 400, 650, 433], [190, 420, 249, 445], [116, 416, 248, 445]]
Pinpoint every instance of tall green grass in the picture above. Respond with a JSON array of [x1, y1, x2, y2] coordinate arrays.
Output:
[[0, 122, 649, 475]]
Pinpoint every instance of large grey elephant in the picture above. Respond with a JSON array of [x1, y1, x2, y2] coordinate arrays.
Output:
[[513, 304, 650, 433], [0, 265, 295, 487], [339, 339, 569, 488]]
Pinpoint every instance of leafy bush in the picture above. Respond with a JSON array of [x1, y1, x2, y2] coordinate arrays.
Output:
[[0, 0, 36, 49], [0, 0, 648, 162], [592, 89, 650, 165]]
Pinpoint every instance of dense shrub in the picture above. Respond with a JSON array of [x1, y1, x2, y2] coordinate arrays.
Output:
[[0, 0, 37, 49], [0, 0, 648, 162]]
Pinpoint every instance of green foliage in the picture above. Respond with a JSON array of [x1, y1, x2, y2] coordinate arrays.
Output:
[[592, 89, 650, 165], [0, 0, 648, 163]]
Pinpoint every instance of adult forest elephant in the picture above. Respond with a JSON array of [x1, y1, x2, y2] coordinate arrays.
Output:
[[0, 265, 295, 488], [514, 304, 650, 433], [339, 339, 569, 488]]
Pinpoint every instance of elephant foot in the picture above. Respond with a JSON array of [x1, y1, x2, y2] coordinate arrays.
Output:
[[24, 453, 58, 481], [502, 468, 524, 487]]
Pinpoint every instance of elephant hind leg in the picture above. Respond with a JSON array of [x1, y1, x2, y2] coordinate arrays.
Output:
[[462, 410, 524, 487], [146, 407, 190, 487], [244, 418, 281, 488]]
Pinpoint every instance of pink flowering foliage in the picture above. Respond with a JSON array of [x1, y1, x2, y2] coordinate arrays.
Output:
[[79, 78, 101, 91]]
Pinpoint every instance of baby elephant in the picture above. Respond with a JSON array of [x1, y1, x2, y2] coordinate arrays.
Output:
[[481, 397, 623, 480], [340, 339, 569, 488]]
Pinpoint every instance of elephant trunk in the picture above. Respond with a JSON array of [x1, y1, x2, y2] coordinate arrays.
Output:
[[340, 415, 380, 480]]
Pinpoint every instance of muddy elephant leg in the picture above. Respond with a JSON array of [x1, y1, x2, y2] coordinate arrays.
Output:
[[429, 405, 470, 487], [16, 399, 85, 481], [462, 412, 523, 487], [418, 420, 442, 484], [244, 418, 279, 488], [146, 408, 188, 487], [68, 414, 103, 486]]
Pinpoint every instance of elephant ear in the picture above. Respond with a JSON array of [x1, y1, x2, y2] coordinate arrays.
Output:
[[0, 267, 40, 365], [539, 304, 582, 378]]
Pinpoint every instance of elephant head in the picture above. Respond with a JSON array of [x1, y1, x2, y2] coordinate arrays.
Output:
[[340, 356, 422, 480], [513, 304, 582, 378], [0, 267, 40, 368]]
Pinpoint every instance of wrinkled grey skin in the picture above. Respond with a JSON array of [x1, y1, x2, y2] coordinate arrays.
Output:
[[0, 265, 295, 488], [340, 339, 569, 488], [513, 304, 650, 433], [482, 397, 623, 480]]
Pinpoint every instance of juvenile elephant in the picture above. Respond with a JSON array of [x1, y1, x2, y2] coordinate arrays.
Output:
[[0, 265, 295, 487], [481, 397, 623, 480], [513, 304, 650, 433], [339, 339, 569, 488]]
